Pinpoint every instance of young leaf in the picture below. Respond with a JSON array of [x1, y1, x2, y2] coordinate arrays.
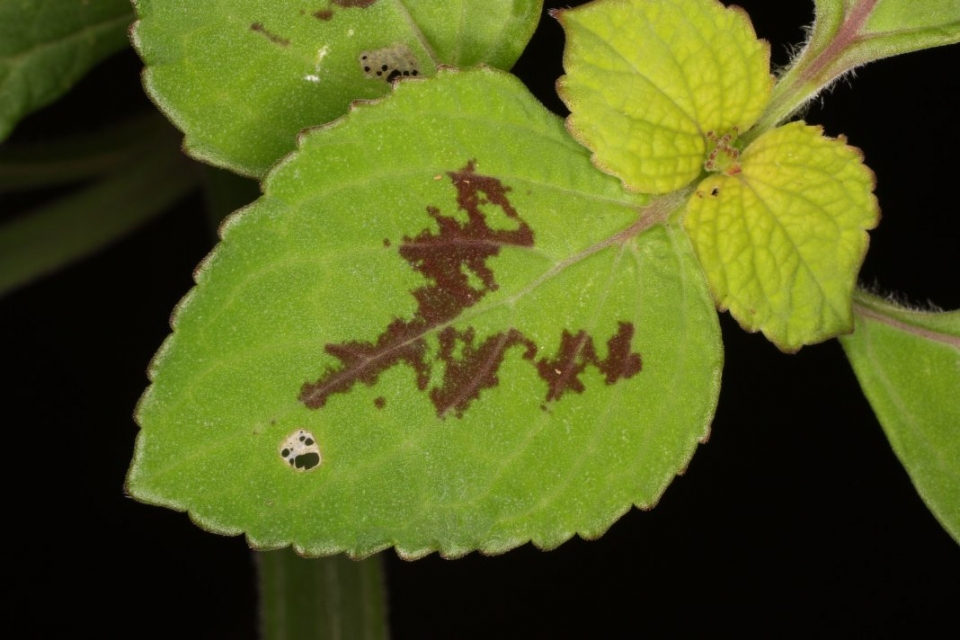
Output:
[[840, 292, 960, 544], [132, 0, 543, 177], [556, 0, 772, 194], [0, 0, 132, 142], [683, 122, 879, 351], [128, 68, 723, 558]]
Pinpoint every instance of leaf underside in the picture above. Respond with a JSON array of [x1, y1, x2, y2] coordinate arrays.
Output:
[[841, 294, 960, 544], [128, 68, 723, 558]]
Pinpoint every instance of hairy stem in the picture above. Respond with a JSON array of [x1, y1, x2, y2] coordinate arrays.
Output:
[[852, 289, 960, 348]]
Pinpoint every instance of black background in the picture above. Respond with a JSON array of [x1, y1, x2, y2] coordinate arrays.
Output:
[[2, 1, 958, 637]]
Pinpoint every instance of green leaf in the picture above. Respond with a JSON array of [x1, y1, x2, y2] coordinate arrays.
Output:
[[127, 68, 722, 558], [133, 0, 543, 177], [556, 0, 772, 194], [840, 291, 960, 545], [0, 142, 197, 298], [683, 122, 879, 351], [0, 0, 132, 143]]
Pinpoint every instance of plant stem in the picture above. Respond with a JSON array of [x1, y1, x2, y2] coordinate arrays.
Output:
[[852, 289, 960, 347], [744, 0, 879, 144], [256, 550, 389, 640]]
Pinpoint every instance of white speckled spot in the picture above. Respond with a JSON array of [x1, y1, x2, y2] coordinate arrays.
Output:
[[279, 429, 322, 472], [359, 43, 419, 83]]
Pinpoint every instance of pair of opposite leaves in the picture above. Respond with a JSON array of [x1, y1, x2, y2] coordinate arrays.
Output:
[[129, 0, 877, 557]]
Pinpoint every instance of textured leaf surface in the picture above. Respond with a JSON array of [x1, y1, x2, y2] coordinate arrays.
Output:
[[557, 0, 772, 194], [0, 0, 132, 142], [684, 122, 878, 351], [841, 292, 960, 544], [128, 69, 722, 558], [133, 0, 542, 177]]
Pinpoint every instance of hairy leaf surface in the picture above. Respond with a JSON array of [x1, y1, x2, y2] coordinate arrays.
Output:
[[128, 69, 722, 558], [684, 122, 878, 351], [132, 0, 542, 177], [841, 292, 960, 544], [557, 0, 772, 194]]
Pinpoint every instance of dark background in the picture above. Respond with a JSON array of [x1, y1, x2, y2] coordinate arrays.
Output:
[[2, 1, 958, 637]]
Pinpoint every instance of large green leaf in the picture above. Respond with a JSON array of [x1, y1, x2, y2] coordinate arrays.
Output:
[[133, 0, 542, 177], [128, 68, 723, 558], [841, 291, 960, 544], [684, 122, 879, 351], [557, 0, 772, 194], [0, 0, 132, 142]]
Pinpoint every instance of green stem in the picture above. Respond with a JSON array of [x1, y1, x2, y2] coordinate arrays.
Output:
[[744, 0, 879, 145], [257, 550, 389, 640], [852, 288, 960, 347]]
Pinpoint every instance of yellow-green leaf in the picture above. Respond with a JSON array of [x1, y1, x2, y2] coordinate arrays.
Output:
[[684, 122, 879, 351], [557, 0, 772, 194]]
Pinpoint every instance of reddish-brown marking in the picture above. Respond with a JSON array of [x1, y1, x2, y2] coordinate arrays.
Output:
[[536, 323, 641, 402], [374, 396, 386, 409], [300, 162, 533, 415], [332, 0, 378, 7], [250, 23, 290, 47], [299, 162, 643, 419], [383, 238, 391, 247], [313, 9, 333, 20], [432, 328, 536, 418]]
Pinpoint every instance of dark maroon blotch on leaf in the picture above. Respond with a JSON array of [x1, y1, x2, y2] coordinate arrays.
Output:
[[299, 162, 642, 419], [332, 0, 379, 7]]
